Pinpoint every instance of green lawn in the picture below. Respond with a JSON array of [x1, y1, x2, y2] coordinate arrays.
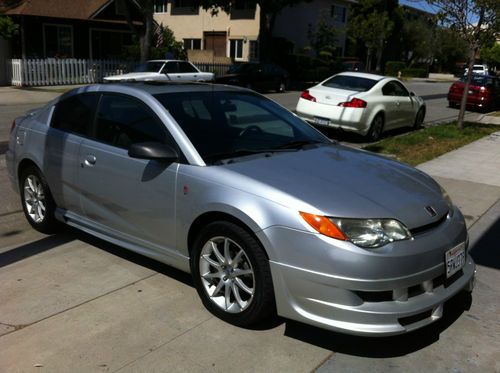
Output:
[[363, 122, 499, 166]]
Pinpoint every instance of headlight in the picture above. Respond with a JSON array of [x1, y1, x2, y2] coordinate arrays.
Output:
[[331, 218, 412, 248], [300, 212, 411, 248]]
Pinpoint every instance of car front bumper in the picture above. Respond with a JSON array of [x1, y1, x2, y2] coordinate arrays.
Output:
[[257, 207, 475, 336]]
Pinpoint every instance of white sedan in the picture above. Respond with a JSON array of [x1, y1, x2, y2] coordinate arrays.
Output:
[[104, 60, 214, 83], [296, 72, 426, 141]]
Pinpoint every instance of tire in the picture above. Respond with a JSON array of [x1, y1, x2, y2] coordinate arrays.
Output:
[[19, 166, 59, 234], [413, 107, 425, 129], [366, 114, 384, 142], [191, 221, 275, 327], [448, 101, 457, 108]]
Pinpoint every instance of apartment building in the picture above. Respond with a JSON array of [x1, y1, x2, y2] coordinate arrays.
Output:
[[153, 0, 260, 62]]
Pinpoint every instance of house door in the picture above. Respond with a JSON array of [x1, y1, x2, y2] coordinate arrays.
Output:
[[204, 32, 227, 57]]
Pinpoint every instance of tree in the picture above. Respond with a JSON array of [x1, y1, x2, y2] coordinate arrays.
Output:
[[481, 42, 500, 69], [0, 15, 18, 40], [347, 0, 396, 72], [426, 0, 500, 129], [117, 0, 154, 63], [310, 17, 338, 61], [433, 27, 468, 72], [199, 0, 310, 61], [402, 18, 435, 66]]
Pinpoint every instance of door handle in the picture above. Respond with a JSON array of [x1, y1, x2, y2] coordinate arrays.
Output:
[[83, 154, 97, 167]]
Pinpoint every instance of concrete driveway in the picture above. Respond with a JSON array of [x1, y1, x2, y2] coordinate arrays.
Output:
[[0, 85, 499, 372]]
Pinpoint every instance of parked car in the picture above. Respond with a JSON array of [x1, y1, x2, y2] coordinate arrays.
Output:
[[448, 75, 500, 111], [7, 82, 475, 336], [296, 72, 426, 141], [464, 64, 490, 76], [104, 60, 214, 83], [216, 63, 289, 92]]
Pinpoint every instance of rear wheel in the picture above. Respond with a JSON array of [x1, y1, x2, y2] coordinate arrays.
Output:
[[191, 221, 275, 326], [366, 114, 384, 142], [20, 166, 59, 233]]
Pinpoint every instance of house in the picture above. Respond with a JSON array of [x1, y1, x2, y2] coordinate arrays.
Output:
[[153, 0, 356, 63], [154, 0, 260, 63], [0, 0, 141, 59], [273, 0, 356, 57]]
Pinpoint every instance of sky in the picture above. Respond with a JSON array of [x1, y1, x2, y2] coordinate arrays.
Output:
[[398, 0, 438, 15]]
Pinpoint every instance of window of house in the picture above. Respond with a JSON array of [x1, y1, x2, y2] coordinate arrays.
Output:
[[153, 0, 168, 13], [331, 5, 347, 23], [229, 39, 244, 60], [95, 94, 168, 149], [172, 0, 199, 14], [249, 40, 259, 60], [44, 24, 73, 58], [183, 38, 202, 50], [51, 94, 99, 136]]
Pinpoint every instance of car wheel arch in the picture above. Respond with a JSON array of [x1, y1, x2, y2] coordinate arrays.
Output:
[[17, 157, 42, 185], [187, 211, 270, 261]]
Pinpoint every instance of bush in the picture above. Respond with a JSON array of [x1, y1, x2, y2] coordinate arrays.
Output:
[[401, 68, 428, 78], [385, 61, 406, 76]]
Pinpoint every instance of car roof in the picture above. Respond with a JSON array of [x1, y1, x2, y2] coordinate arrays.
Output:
[[145, 60, 188, 63], [60, 82, 248, 101], [336, 71, 386, 80]]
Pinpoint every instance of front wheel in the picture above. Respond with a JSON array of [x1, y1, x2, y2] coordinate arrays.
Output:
[[366, 114, 384, 142], [191, 221, 275, 326], [20, 166, 59, 233]]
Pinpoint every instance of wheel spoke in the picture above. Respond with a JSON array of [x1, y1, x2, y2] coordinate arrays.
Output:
[[233, 268, 253, 277], [232, 249, 244, 267], [27, 177, 36, 193], [211, 241, 225, 264], [211, 279, 224, 297], [235, 277, 253, 295], [202, 254, 221, 270], [231, 282, 245, 310], [224, 283, 231, 310], [37, 204, 44, 220], [202, 271, 221, 279], [38, 200, 46, 211], [223, 238, 231, 264]]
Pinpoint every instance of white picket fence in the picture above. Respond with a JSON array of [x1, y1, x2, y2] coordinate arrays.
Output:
[[7, 59, 135, 87]]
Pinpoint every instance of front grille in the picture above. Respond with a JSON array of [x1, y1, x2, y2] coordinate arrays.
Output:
[[433, 269, 463, 289], [355, 290, 393, 302], [410, 212, 448, 235]]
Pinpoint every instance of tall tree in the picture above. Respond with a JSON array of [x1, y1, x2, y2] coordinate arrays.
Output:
[[425, 0, 500, 129], [200, 0, 310, 61], [347, 0, 396, 72], [118, 0, 154, 63]]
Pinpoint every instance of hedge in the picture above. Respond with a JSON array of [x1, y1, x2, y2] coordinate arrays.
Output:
[[401, 68, 428, 78]]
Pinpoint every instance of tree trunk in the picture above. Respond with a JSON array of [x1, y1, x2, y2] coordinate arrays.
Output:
[[375, 38, 384, 73], [457, 44, 477, 130], [366, 48, 372, 72], [139, 1, 154, 63], [258, 5, 272, 61]]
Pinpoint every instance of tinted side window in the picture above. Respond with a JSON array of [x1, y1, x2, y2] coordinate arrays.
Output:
[[178, 62, 198, 73], [51, 94, 98, 135], [393, 81, 409, 96], [163, 62, 179, 73], [383, 81, 409, 97], [95, 94, 168, 149]]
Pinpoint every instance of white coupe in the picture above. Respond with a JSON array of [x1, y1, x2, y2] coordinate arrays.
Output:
[[296, 72, 426, 141], [104, 60, 214, 83]]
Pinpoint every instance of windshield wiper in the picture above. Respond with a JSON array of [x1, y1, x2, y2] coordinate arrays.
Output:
[[274, 139, 325, 150]]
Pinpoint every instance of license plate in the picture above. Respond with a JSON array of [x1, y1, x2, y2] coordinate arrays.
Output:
[[445, 243, 466, 278], [314, 117, 331, 126]]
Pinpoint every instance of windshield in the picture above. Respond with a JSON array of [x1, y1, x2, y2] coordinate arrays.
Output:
[[154, 91, 329, 163], [459, 75, 488, 85], [322, 75, 378, 92], [134, 62, 165, 73]]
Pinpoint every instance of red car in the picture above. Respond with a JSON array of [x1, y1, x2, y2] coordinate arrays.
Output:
[[448, 75, 500, 111]]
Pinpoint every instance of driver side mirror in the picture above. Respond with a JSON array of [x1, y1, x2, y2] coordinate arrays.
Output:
[[410, 91, 416, 97], [128, 142, 178, 162]]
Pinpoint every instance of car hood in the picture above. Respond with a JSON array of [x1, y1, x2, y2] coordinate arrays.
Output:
[[218, 144, 448, 230], [104, 72, 162, 80]]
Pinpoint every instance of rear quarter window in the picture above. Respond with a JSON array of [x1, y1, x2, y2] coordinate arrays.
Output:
[[51, 93, 99, 136]]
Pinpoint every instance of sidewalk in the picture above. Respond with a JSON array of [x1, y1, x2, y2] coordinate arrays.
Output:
[[0, 85, 83, 106]]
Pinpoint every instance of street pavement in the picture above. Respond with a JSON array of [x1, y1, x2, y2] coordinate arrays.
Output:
[[0, 84, 499, 372]]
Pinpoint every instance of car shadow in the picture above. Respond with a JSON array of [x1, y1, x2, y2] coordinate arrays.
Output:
[[314, 125, 415, 145], [469, 216, 500, 270], [283, 290, 472, 358]]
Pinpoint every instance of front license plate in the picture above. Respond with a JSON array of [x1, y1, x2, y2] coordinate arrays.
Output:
[[445, 243, 466, 278], [314, 117, 331, 126]]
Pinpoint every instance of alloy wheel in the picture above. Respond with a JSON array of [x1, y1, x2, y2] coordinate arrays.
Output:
[[23, 175, 46, 223]]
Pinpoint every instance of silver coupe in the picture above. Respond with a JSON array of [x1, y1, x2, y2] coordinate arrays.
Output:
[[6, 82, 475, 336]]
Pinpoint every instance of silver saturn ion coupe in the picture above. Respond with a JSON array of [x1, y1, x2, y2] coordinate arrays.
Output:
[[6, 83, 475, 336]]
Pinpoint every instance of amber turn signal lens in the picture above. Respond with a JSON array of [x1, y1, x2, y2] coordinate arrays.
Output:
[[299, 212, 347, 240]]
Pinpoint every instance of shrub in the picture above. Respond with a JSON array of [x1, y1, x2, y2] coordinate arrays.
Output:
[[385, 61, 406, 76], [401, 68, 428, 78]]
